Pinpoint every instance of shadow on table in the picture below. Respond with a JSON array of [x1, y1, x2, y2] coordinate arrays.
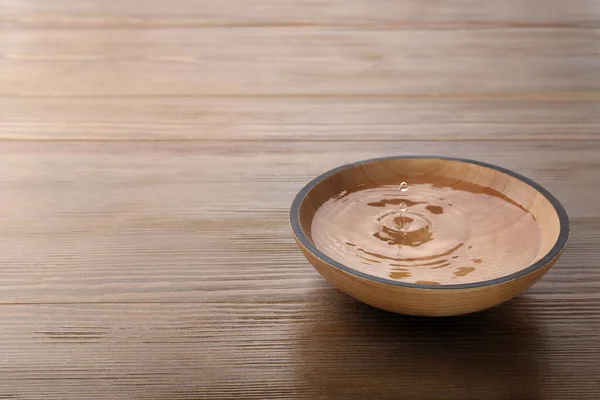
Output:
[[295, 293, 546, 400]]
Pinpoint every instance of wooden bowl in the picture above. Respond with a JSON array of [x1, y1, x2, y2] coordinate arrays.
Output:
[[290, 156, 569, 316]]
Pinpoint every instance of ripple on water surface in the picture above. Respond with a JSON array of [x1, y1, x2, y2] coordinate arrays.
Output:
[[311, 182, 541, 285]]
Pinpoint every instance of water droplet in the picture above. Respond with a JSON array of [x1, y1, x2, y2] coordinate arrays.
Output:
[[399, 182, 408, 192], [399, 201, 408, 233], [399, 201, 408, 212]]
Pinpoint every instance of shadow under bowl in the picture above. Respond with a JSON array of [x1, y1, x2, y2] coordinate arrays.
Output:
[[290, 156, 569, 316]]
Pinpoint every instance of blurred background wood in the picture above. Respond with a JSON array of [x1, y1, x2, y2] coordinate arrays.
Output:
[[1, 0, 599, 398]]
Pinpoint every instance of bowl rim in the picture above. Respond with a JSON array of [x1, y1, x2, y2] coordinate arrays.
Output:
[[289, 155, 569, 290]]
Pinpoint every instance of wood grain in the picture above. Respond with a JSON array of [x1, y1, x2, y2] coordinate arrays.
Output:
[[0, 299, 599, 399], [0, 140, 597, 305], [1, 0, 600, 397], [1, 27, 599, 96], [2, 97, 600, 141], [2, 0, 600, 27]]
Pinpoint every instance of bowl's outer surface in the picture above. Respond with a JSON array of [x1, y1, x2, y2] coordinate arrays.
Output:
[[295, 238, 561, 316], [290, 156, 569, 316]]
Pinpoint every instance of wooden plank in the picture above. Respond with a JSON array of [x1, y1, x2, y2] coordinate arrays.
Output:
[[2, 1, 599, 398], [1, 28, 599, 96], [0, 140, 598, 303], [0, 299, 599, 399], [1, 97, 599, 141], [2, 0, 600, 27]]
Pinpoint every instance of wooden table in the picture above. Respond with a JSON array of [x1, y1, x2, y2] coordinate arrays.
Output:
[[1, 1, 599, 398]]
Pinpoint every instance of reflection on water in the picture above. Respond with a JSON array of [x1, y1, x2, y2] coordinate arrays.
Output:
[[311, 182, 541, 284]]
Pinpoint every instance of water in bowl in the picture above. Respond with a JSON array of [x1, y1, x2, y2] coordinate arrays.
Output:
[[311, 180, 542, 285]]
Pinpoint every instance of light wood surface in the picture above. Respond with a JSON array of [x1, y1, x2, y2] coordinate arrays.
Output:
[[1, 0, 600, 397], [2, 27, 599, 97]]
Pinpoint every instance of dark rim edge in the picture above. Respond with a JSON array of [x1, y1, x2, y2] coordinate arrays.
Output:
[[289, 155, 570, 290]]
